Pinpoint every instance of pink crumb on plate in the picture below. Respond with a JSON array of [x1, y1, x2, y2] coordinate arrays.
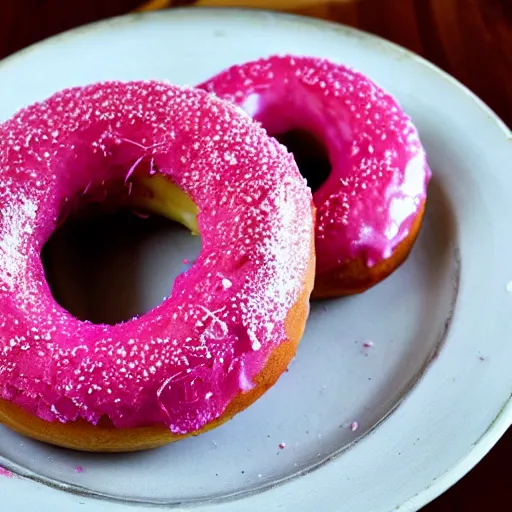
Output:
[[75, 466, 84, 473], [350, 421, 359, 432], [0, 466, 13, 477]]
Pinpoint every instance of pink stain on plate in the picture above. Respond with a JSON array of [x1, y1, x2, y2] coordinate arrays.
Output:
[[0, 466, 13, 477], [75, 466, 85, 473]]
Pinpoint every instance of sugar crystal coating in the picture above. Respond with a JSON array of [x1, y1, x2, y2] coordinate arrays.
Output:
[[200, 55, 431, 271], [0, 81, 314, 433]]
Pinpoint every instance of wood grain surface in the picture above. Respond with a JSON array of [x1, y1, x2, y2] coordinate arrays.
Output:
[[0, 1, 510, 510]]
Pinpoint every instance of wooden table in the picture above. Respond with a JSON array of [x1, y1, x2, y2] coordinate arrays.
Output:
[[0, 1, 510, 510]]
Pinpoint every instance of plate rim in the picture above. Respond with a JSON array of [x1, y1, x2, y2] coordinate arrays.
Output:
[[1, 6, 510, 138], [0, 7, 511, 512]]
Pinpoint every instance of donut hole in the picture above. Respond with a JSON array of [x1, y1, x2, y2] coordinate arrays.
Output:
[[273, 129, 331, 192], [41, 173, 201, 325]]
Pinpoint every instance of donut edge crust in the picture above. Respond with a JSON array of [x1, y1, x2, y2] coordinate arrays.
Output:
[[0, 239, 315, 453], [312, 200, 427, 299]]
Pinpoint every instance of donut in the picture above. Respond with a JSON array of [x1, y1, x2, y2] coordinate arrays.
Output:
[[0, 81, 315, 452], [200, 55, 431, 298]]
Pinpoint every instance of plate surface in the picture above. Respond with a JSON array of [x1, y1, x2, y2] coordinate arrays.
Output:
[[0, 7, 511, 512]]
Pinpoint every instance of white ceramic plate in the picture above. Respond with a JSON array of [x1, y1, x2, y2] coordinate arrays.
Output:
[[0, 7, 511, 512]]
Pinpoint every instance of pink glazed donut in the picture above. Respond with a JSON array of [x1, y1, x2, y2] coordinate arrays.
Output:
[[200, 55, 431, 298], [0, 81, 315, 452]]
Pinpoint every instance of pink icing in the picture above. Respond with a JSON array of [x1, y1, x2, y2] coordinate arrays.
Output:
[[0, 81, 314, 434], [200, 55, 431, 273]]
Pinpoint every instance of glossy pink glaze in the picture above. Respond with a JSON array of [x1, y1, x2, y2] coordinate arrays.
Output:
[[200, 55, 431, 272], [0, 81, 314, 434]]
